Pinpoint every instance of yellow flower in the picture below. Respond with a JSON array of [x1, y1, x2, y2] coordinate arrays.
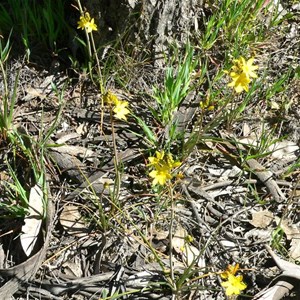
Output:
[[103, 91, 120, 105], [175, 172, 185, 180], [200, 95, 215, 111], [228, 71, 251, 93], [233, 57, 258, 79], [185, 235, 194, 243], [103, 91, 130, 121], [149, 164, 172, 186], [226, 56, 258, 93], [166, 154, 181, 168], [221, 273, 247, 296], [148, 151, 165, 166], [221, 263, 240, 279], [148, 151, 181, 186], [77, 12, 97, 33], [221, 264, 247, 296], [148, 151, 181, 169], [113, 100, 130, 121]]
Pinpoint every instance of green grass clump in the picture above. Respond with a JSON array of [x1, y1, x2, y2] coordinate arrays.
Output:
[[0, 0, 69, 55], [152, 44, 197, 126]]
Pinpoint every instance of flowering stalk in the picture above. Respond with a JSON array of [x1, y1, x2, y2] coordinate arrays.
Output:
[[76, 1, 92, 58], [76, 0, 106, 133], [76, 3, 104, 93]]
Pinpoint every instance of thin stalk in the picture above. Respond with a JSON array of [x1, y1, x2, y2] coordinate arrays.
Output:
[[168, 184, 176, 294], [90, 33, 104, 94], [110, 110, 120, 204], [90, 33, 105, 133]]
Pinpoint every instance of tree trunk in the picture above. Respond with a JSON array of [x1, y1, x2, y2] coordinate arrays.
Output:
[[86, 0, 204, 64]]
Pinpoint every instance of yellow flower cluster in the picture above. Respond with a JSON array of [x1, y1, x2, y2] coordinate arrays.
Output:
[[200, 95, 214, 111], [148, 151, 181, 186], [226, 57, 258, 93], [221, 263, 247, 296], [77, 12, 97, 33], [104, 91, 130, 121]]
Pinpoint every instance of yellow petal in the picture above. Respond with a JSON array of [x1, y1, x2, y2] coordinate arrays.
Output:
[[221, 274, 247, 296], [84, 12, 91, 21], [113, 101, 130, 121]]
